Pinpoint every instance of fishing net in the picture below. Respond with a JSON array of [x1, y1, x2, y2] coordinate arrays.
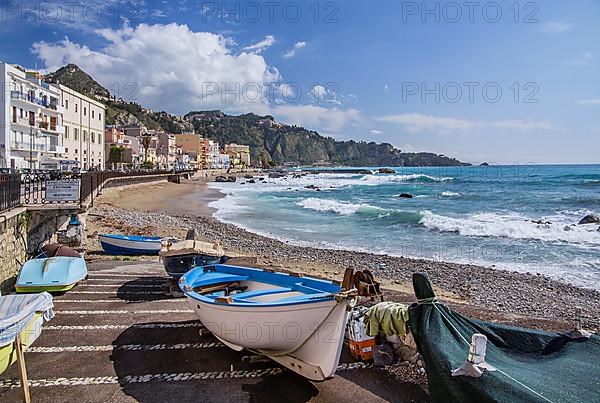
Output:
[[408, 273, 600, 403]]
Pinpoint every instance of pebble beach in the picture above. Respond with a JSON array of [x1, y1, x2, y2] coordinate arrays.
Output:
[[88, 178, 600, 332]]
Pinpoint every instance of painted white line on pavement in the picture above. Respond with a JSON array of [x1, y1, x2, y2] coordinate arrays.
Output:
[[57, 309, 193, 315], [0, 363, 373, 388], [29, 342, 224, 353], [45, 323, 203, 331]]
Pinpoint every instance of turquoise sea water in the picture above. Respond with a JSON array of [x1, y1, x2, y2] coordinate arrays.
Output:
[[209, 165, 600, 289]]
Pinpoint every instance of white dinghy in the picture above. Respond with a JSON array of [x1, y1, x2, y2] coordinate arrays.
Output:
[[180, 264, 357, 380]]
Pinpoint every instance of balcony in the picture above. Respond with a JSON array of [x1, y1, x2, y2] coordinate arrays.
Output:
[[11, 142, 48, 152], [38, 122, 63, 135], [10, 91, 60, 111]]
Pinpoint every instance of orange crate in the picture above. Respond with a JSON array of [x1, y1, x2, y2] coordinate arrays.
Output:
[[349, 338, 376, 361]]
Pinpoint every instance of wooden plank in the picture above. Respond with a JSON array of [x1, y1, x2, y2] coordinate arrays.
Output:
[[15, 334, 31, 403]]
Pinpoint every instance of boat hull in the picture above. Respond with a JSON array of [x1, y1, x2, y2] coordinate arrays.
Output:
[[163, 254, 224, 279], [99, 235, 162, 256], [0, 313, 43, 375], [188, 297, 350, 380], [180, 264, 353, 381], [16, 257, 87, 294]]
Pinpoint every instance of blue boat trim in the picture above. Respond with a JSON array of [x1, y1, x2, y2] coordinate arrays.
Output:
[[180, 264, 341, 308], [99, 234, 162, 242]]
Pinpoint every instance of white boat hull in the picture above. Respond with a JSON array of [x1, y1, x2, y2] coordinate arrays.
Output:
[[186, 297, 352, 380]]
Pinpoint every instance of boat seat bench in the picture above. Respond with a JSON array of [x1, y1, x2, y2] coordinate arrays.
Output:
[[229, 287, 294, 300]]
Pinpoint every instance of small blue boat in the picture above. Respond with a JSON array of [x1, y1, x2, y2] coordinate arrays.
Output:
[[99, 234, 164, 256], [16, 257, 87, 293]]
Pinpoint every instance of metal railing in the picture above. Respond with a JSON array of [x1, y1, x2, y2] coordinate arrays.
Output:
[[10, 91, 58, 110], [16, 169, 195, 208], [0, 174, 21, 213]]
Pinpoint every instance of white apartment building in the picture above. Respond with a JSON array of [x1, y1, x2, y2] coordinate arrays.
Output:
[[156, 132, 177, 169], [0, 62, 65, 170], [59, 84, 106, 170]]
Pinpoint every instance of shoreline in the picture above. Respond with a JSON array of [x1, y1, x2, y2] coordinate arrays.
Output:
[[87, 178, 600, 331]]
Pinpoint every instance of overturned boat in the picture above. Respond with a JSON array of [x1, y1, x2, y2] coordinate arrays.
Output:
[[159, 240, 227, 279], [180, 264, 357, 380], [16, 256, 88, 293], [99, 234, 164, 256]]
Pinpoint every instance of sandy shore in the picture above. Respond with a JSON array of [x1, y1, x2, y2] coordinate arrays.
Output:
[[87, 177, 600, 332]]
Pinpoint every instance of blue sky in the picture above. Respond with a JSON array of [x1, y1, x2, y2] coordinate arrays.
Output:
[[2, 0, 599, 163]]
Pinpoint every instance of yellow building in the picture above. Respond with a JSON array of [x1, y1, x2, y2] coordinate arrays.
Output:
[[224, 143, 251, 167]]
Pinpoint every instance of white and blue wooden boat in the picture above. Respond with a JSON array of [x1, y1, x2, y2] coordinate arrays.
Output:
[[180, 264, 357, 380], [99, 234, 164, 256], [160, 240, 227, 279], [15, 257, 87, 293]]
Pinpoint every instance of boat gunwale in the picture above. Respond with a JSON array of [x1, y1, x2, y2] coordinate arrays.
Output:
[[181, 264, 342, 308], [99, 234, 163, 243]]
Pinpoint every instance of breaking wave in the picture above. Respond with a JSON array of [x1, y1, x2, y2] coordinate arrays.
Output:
[[296, 198, 423, 223], [419, 211, 600, 247]]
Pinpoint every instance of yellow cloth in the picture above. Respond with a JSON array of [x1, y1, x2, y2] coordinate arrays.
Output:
[[364, 302, 410, 337]]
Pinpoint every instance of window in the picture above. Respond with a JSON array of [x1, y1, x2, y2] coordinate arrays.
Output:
[[65, 148, 69, 153], [75, 149, 78, 154], [98, 133, 102, 144], [84, 150, 87, 155], [75, 104, 78, 113], [74, 128, 79, 141], [91, 132, 95, 143], [83, 107, 87, 116], [92, 110, 95, 119], [12, 106, 16, 123], [99, 113, 102, 121], [65, 99, 69, 109], [19, 108, 23, 118], [64, 126, 69, 139], [83, 131, 87, 142]]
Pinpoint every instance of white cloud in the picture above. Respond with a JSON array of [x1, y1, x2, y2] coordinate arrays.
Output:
[[152, 9, 168, 18], [309, 84, 341, 105], [539, 21, 573, 34], [384, 85, 389, 92], [243, 35, 276, 54], [377, 113, 556, 133], [577, 99, 600, 105], [32, 23, 363, 135], [283, 41, 307, 59], [370, 129, 383, 135], [32, 24, 281, 113]]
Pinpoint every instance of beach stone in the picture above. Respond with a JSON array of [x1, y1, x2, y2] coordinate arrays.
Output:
[[399, 193, 414, 199], [379, 168, 396, 174], [578, 214, 599, 225]]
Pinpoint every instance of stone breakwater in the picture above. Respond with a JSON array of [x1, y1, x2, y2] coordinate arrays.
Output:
[[92, 206, 600, 331]]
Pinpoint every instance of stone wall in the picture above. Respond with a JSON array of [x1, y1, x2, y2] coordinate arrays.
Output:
[[0, 208, 28, 294]]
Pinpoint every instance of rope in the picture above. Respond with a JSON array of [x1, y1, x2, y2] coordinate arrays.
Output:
[[430, 302, 554, 403], [417, 296, 438, 305]]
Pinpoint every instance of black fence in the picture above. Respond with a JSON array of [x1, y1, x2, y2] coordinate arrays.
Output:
[[0, 170, 195, 213], [0, 174, 21, 213]]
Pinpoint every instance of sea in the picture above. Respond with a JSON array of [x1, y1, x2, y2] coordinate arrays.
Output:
[[209, 165, 600, 289]]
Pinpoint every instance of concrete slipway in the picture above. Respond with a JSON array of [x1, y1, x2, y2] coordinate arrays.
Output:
[[0, 261, 427, 403]]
